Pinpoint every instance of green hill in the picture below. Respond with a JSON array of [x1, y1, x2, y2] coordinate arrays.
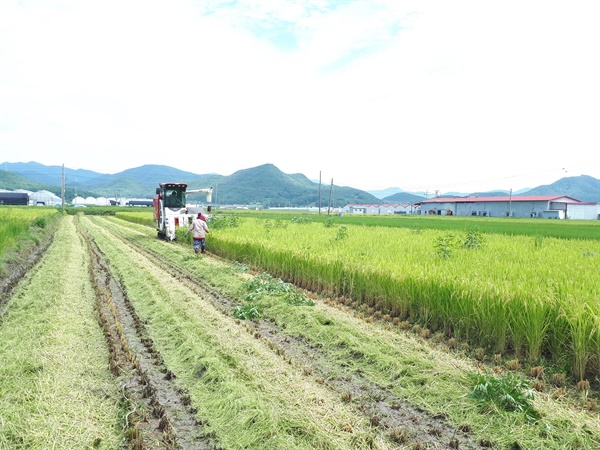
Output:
[[526, 175, 600, 203], [0, 170, 96, 200], [1, 163, 379, 207], [3, 162, 598, 206], [204, 164, 378, 207], [381, 192, 425, 204]]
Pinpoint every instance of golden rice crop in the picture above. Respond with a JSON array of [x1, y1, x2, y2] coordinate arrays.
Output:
[[210, 218, 600, 379]]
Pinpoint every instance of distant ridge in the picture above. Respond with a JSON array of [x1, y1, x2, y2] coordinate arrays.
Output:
[[0, 162, 379, 207], [1, 162, 599, 205]]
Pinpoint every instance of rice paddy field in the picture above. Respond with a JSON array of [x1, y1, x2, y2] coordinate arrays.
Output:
[[1, 206, 599, 449], [207, 213, 600, 381]]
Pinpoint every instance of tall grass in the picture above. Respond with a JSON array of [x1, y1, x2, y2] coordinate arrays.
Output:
[[209, 217, 600, 379]]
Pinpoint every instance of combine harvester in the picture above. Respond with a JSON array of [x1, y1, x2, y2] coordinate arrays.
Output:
[[153, 182, 213, 240]]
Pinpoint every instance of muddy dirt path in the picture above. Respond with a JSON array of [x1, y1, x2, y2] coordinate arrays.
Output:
[[88, 216, 481, 449], [79, 218, 220, 450]]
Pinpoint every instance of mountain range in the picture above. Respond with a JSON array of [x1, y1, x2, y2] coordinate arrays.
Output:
[[1, 162, 599, 206]]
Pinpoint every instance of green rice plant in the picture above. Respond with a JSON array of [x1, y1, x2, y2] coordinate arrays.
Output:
[[210, 213, 241, 229], [0, 207, 58, 255], [534, 234, 544, 248], [563, 302, 596, 381], [115, 209, 154, 227], [207, 217, 600, 377], [227, 210, 600, 240], [508, 291, 552, 360], [473, 288, 509, 353]]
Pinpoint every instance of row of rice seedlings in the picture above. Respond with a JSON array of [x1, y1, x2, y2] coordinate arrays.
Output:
[[82, 216, 396, 449], [208, 218, 600, 380], [0, 215, 124, 449], [0, 207, 58, 256], [103, 215, 600, 448]]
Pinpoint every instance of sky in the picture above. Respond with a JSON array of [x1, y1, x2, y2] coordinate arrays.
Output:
[[1, 0, 599, 194]]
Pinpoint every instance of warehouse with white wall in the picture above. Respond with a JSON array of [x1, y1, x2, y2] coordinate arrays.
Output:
[[419, 195, 598, 219]]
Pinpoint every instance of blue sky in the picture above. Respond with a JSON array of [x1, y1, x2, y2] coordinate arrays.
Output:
[[1, 0, 599, 193]]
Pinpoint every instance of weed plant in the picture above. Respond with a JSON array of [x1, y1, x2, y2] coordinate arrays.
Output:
[[469, 372, 541, 423]]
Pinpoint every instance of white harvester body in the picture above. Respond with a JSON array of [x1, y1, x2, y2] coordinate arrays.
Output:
[[153, 182, 213, 240]]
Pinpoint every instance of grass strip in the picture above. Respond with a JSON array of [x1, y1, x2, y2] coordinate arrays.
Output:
[[0, 215, 124, 449]]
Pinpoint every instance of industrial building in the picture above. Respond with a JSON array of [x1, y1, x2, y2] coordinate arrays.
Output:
[[419, 195, 599, 219], [342, 203, 416, 215]]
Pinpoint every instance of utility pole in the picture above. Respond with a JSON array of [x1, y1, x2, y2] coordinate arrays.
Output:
[[61, 164, 65, 210], [327, 178, 333, 216], [509, 188, 512, 217], [318, 171, 322, 214]]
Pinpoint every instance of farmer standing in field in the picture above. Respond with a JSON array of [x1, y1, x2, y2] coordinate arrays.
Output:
[[185, 213, 210, 254]]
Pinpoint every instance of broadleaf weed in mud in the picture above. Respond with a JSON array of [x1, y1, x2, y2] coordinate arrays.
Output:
[[244, 273, 314, 307], [468, 372, 540, 423], [233, 305, 261, 320]]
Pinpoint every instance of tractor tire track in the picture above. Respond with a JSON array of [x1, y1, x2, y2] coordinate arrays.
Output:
[[78, 217, 220, 450], [97, 217, 481, 449]]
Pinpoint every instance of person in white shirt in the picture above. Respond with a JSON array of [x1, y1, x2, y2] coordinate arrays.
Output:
[[185, 213, 210, 254]]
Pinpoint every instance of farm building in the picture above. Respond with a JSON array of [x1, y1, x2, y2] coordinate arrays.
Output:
[[72, 196, 111, 206], [342, 203, 417, 215], [0, 191, 29, 205], [1, 189, 61, 206], [30, 190, 61, 206], [419, 195, 598, 219]]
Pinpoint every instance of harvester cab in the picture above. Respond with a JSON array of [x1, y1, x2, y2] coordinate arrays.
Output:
[[153, 182, 213, 240]]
